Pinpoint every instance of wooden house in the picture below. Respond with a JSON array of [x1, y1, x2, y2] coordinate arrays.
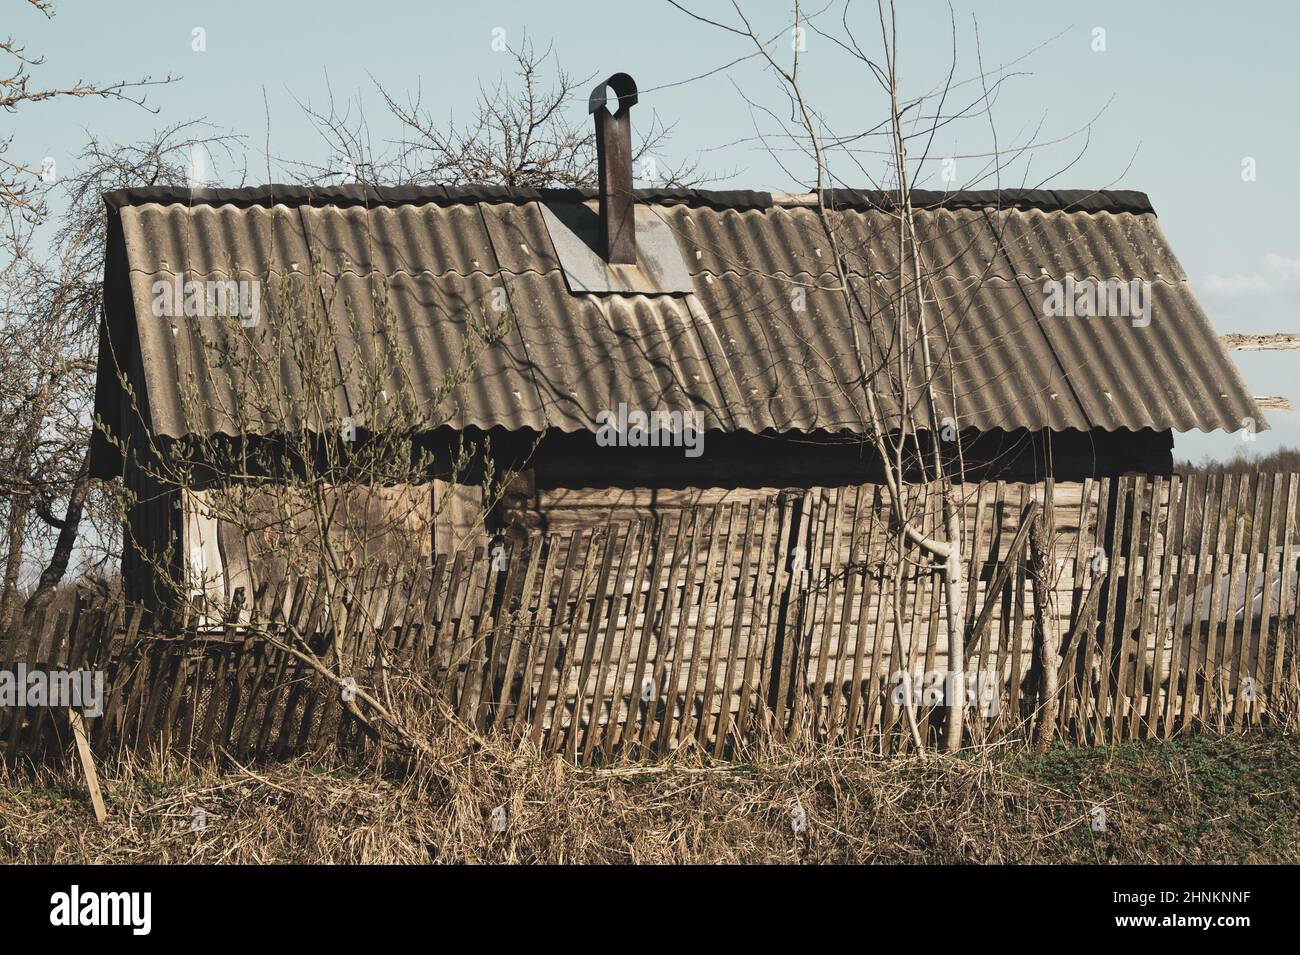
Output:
[[90, 74, 1262, 612]]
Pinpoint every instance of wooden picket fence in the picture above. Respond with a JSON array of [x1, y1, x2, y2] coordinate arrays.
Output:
[[2, 472, 1298, 766]]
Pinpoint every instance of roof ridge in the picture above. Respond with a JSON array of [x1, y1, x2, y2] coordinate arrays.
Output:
[[103, 184, 1155, 216], [805, 188, 1154, 215], [104, 184, 772, 212]]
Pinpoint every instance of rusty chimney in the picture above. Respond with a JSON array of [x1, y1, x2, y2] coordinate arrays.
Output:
[[588, 73, 638, 265]]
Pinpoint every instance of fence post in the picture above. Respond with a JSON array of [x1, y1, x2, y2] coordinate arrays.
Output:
[[1029, 508, 1057, 753]]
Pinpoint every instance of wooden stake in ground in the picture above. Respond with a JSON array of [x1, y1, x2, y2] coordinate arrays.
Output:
[[68, 708, 107, 825]]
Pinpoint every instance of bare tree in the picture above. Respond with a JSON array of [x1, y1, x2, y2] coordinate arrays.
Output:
[[110, 235, 525, 753], [1, 122, 243, 625], [286, 39, 704, 189], [0, 0, 180, 624], [668, 0, 1085, 750], [1, 0, 173, 219]]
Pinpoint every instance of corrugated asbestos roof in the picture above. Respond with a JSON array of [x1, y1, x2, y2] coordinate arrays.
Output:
[[92, 185, 1261, 475]]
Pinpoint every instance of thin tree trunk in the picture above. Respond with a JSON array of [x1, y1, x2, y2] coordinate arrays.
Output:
[[23, 449, 92, 624], [0, 487, 31, 628], [1, 404, 45, 628]]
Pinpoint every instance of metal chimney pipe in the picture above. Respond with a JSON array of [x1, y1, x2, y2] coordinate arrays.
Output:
[[588, 73, 638, 266]]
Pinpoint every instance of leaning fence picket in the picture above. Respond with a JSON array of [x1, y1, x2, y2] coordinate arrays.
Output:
[[733, 500, 777, 753], [1145, 476, 1180, 738]]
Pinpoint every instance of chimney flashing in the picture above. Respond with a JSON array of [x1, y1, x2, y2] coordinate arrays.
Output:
[[589, 73, 639, 266]]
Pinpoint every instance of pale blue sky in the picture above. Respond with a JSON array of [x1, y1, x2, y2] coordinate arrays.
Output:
[[12, 0, 1298, 460]]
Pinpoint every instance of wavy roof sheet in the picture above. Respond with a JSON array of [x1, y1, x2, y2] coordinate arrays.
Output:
[[92, 185, 1261, 476]]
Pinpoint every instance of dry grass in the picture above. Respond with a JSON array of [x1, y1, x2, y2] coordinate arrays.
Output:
[[3, 730, 1297, 864]]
